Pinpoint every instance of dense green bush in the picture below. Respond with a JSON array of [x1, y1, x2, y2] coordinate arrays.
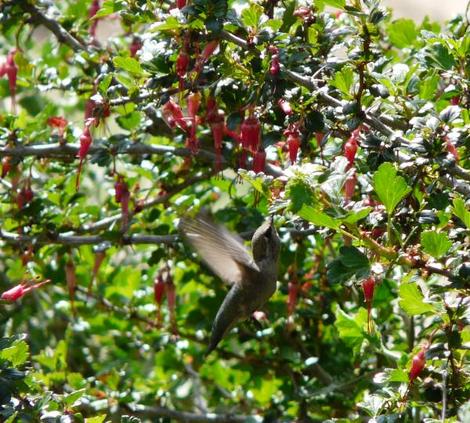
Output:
[[0, 0, 469, 421]]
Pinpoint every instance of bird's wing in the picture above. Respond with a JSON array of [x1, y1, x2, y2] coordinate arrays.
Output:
[[179, 215, 259, 285]]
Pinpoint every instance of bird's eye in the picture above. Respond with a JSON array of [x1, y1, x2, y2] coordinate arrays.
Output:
[[264, 230, 272, 239]]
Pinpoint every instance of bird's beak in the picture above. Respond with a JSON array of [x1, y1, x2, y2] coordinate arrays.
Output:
[[267, 215, 274, 226]]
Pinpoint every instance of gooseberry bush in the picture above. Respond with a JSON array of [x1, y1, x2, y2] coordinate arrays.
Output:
[[0, 0, 469, 421]]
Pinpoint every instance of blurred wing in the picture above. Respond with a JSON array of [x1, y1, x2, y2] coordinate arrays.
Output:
[[179, 215, 259, 285]]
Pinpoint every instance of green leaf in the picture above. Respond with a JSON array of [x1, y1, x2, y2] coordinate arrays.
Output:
[[85, 415, 107, 423], [95, 0, 124, 18], [285, 179, 315, 213], [5, 412, 18, 423], [64, 389, 86, 406], [388, 368, 408, 383], [98, 74, 113, 94], [151, 16, 182, 31], [420, 230, 452, 258], [113, 57, 144, 76], [453, 197, 470, 229], [321, 0, 346, 8], [327, 246, 370, 283], [399, 283, 435, 316], [298, 205, 339, 230], [331, 66, 354, 97], [373, 163, 411, 214], [425, 43, 456, 70], [387, 19, 418, 48], [116, 111, 142, 131], [0, 340, 29, 367], [335, 307, 367, 349], [342, 207, 372, 224], [241, 3, 264, 29], [419, 73, 439, 100]]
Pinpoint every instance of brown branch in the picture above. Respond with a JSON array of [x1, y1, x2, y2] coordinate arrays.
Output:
[[0, 230, 177, 247], [125, 403, 250, 422], [21, 3, 87, 52], [0, 141, 284, 177]]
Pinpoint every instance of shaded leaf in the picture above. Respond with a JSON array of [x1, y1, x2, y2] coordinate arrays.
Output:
[[373, 163, 411, 214], [420, 230, 451, 258], [399, 283, 435, 315]]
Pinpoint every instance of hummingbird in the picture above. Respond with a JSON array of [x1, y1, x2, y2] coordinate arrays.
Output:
[[179, 214, 280, 355]]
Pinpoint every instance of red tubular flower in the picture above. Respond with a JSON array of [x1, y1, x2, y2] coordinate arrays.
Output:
[[362, 276, 375, 304], [78, 126, 93, 156], [224, 126, 241, 145], [445, 136, 459, 162], [315, 132, 324, 145], [1, 49, 18, 112], [210, 112, 225, 171], [176, 0, 186, 9], [130, 37, 142, 57], [1, 156, 12, 178], [409, 348, 427, 382], [362, 276, 375, 333], [154, 274, 166, 305], [344, 169, 357, 202], [194, 40, 219, 73], [293, 6, 312, 19], [176, 51, 190, 77], [185, 132, 199, 154], [450, 96, 460, 105], [278, 99, 293, 115], [1, 279, 50, 302], [253, 148, 266, 173], [186, 92, 201, 154], [115, 176, 125, 203], [241, 116, 261, 152], [48, 116, 68, 143], [201, 40, 219, 62], [84, 99, 98, 127], [267, 45, 279, 54], [205, 96, 218, 123], [48, 116, 68, 133], [88, 250, 106, 295], [88, 0, 101, 38], [270, 54, 280, 76], [154, 274, 166, 327], [76, 127, 93, 191], [163, 99, 188, 132], [23, 180, 33, 203], [187, 92, 201, 119], [287, 279, 299, 317], [21, 245, 34, 266], [344, 128, 360, 165], [210, 112, 224, 151], [287, 133, 301, 163]]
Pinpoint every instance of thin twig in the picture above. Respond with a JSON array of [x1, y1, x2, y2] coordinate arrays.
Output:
[[124, 403, 250, 422], [0, 230, 177, 247], [21, 3, 87, 52]]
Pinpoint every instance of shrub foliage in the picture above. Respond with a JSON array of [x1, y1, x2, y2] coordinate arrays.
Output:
[[0, 0, 469, 421]]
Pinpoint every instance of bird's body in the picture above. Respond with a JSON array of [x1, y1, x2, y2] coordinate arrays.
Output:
[[179, 215, 280, 355]]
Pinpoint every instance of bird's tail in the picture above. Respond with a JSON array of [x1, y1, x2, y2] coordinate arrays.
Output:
[[205, 286, 242, 356]]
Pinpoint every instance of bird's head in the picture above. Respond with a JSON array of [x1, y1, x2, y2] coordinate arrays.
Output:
[[252, 215, 280, 262]]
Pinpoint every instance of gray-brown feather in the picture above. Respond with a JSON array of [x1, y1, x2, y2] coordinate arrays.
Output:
[[180, 214, 280, 354]]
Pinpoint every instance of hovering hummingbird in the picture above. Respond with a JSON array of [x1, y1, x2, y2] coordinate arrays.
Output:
[[179, 214, 280, 355]]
